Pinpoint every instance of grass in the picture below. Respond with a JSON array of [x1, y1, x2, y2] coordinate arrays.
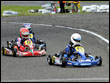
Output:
[[1, 5, 85, 17], [2, 2, 104, 17], [1, 1, 109, 17], [1, 5, 44, 16]]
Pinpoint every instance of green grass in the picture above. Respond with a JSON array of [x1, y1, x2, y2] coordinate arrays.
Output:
[[1, 1, 109, 17], [1, 5, 89, 17], [1, 5, 43, 16]]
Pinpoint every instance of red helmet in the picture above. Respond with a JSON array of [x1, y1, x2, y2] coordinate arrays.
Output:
[[20, 28, 30, 39]]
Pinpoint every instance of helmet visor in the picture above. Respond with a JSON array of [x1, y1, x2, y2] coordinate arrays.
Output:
[[22, 33, 30, 39], [23, 35, 29, 37], [74, 39, 80, 42]]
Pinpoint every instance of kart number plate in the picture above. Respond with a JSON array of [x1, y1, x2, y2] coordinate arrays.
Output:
[[24, 40, 32, 45], [75, 46, 85, 53]]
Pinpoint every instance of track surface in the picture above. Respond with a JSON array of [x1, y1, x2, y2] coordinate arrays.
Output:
[[1, 13, 109, 82]]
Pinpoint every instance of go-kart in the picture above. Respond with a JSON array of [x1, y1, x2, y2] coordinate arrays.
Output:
[[2, 39, 46, 57], [47, 44, 102, 67]]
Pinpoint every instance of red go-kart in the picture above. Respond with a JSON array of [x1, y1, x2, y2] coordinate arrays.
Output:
[[2, 39, 46, 57]]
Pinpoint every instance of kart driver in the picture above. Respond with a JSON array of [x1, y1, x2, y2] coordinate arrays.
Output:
[[23, 24, 46, 50], [23, 23, 36, 43], [14, 28, 31, 51], [57, 33, 83, 61]]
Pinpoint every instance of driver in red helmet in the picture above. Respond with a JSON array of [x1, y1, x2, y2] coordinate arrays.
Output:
[[14, 28, 31, 51]]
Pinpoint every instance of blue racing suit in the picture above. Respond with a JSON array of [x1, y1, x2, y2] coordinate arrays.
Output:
[[63, 43, 76, 60], [59, 41, 81, 60]]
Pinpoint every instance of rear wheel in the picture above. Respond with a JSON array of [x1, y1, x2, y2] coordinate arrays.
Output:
[[61, 57, 67, 67], [7, 40, 14, 49], [7, 41, 9, 48], [13, 48, 17, 57], [2, 47, 5, 55]]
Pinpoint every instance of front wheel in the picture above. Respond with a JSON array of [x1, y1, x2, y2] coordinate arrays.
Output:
[[95, 56, 102, 66]]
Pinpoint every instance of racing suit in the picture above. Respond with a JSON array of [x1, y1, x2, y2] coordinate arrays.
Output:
[[58, 41, 82, 60], [15, 36, 31, 51]]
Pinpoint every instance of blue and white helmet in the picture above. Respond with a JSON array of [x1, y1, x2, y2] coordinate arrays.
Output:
[[71, 33, 81, 44], [23, 23, 32, 32]]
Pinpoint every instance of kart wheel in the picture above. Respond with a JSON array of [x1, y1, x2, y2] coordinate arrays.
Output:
[[55, 53, 59, 57], [43, 42, 46, 47], [61, 57, 67, 67], [2, 47, 5, 55], [95, 56, 102, 66], [7, 40, 14, 48], [13, 48, 17, 57], [41, 46, 46, 51], [47, 55, 53, 65], [7, 41, 9, 48]]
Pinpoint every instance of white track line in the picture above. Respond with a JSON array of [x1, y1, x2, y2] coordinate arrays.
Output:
[[54, 25, 109, 44], [2, 21, 109, 44], [1, 78, 109, 82]]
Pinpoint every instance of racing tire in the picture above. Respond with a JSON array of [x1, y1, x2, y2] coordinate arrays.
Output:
[[13, 48, 17, 57], [2, 46, 5, 55], [43, 42, 46, 47], [95, 56, 102, 66], [41, 42, 46, 51], [47, 55, 53, 65], [7, 41, 9, 48], [41, 46, 47, 51], [61, 57, 67, 67]]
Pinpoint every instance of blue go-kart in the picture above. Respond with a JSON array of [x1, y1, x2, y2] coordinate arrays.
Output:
[[47, 44, 102, 67]]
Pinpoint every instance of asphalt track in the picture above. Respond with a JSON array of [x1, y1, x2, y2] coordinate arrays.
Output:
[[1, 14, 109, 82]]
